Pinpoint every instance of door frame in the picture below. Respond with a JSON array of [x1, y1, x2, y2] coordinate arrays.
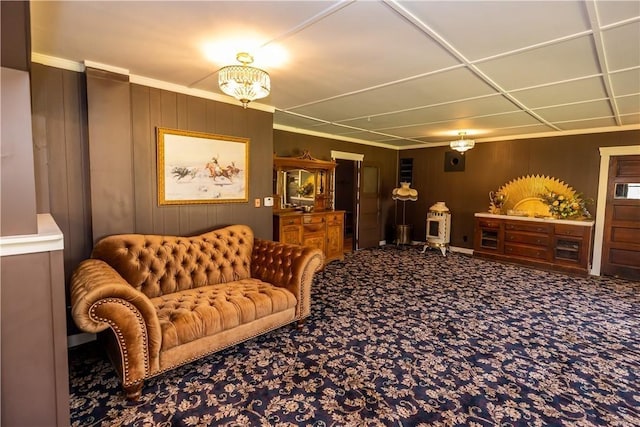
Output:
[[592, 145, 640, 275], [331, 150, 364, 248]]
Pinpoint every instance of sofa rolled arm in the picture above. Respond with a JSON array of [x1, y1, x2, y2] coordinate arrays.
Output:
[[70, 259, 163, 378], [251, 239, 324, 320]]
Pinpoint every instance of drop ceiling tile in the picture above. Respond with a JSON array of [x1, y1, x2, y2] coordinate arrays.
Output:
[[615, 94, 640, 115], [382, 111, 541, 138], [341, 95, 519, 130], [621, 113, 640, 126], [602, 22, 640, 71], [556, 117, 618, 130], [475, 36, 601, 90], [289, 67, 496, 121], [595, 1, 640, 26], [511, 77, 607, 109], [484, 124, 558, 138], [274, 111, 328, 129], [610, 69, 640, 96], [534, 100, 613, 122], [271, 1, 460, 108], [402, 1, 590, 61]]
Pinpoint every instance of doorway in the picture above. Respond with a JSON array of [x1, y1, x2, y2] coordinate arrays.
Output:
[[592, 145, 640, 276], [335, 159, 356, 253], [601, 154, 640, 280]]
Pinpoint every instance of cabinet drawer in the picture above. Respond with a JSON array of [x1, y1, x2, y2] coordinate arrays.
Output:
[[554, 224, 585, 237], [303, 223, 325, 233], [280, 216, 302, 226], [505, 243, 549, 260], [303, 215, 325, 224], [478, 219, 501, 229], [327, 213, 343, 225], [505, 221, 552, 234], [505, 231, 549, 247]]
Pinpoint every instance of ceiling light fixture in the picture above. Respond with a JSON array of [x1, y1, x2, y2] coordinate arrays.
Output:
[[218, 52, 270, 108], [449, 131, 475, 153]]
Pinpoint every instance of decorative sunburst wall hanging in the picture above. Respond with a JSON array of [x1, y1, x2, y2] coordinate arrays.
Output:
[[494, 175, 577, 218]]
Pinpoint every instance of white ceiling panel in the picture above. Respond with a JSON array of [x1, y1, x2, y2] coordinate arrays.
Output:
[[533, 100, 613, 122], [621, 114, 640, 125], [602, 22, 640, 71], [288, 67, 495, 121], [557, 117, 618, 130], [476, 36, 602, 91], [511, 77, 608, 109], [400, 0, 590, 61], [595, 1, 640, 26], [29, 0, 639, 149], [341, 95, 519, 130], [616, 94, 640, 115], [610, 69, 640, 96]]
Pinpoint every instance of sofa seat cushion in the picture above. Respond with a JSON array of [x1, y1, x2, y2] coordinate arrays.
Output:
[[152, 279, 297, 351]]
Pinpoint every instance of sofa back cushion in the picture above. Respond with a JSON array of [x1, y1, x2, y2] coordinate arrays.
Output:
[[91, 225, 254, 298]]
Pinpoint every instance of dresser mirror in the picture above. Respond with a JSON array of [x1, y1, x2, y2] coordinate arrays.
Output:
[[273, 151, 336, 212]]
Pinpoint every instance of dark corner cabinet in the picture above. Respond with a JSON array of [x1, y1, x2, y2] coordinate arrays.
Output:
[[474, 213, 594, 275]]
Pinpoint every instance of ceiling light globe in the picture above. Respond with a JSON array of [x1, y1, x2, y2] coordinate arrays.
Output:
[[218, 63, 270, 108]]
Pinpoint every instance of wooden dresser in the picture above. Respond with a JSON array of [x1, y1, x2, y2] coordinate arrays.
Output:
[[274, 211, 345, 263], [474, 213, 594, 275]]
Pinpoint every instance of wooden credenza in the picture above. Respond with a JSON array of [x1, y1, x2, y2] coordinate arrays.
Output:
[[474, 213, 594, 275], [274, 211, 345, 263]]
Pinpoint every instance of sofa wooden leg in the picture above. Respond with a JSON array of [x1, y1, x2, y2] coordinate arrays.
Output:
[[123, 382, 143, 401], [296, 319, 305, 329]]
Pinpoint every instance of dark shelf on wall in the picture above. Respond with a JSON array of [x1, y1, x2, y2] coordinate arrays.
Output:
[[399, 158, 413, 184]]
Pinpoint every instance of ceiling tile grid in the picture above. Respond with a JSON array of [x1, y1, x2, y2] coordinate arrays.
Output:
[[29, 0, 640, 148]]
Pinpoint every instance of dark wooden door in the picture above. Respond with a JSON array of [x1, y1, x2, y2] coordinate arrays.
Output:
[[602, 155, 640, 280], [357, 163, 381, 249]]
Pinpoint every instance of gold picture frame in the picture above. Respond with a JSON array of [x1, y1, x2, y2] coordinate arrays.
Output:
[[157, 127, 249, 205]]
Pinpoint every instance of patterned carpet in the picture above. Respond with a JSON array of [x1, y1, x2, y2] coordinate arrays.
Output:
[[68, 245, 640, 426]]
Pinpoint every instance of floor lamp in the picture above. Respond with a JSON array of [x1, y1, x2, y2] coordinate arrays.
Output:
[[392, 182, 418, 245]]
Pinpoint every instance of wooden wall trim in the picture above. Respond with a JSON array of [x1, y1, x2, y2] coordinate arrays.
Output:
[[85, 67, 135, 242]]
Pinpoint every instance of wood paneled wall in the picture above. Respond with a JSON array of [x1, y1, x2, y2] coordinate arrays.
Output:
[[31, 64, 274, 335], [401, 131, 640, 248], [274, 129, 399, 242]]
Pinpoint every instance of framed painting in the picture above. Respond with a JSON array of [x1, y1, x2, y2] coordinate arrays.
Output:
[[157, 127, 249, 205]]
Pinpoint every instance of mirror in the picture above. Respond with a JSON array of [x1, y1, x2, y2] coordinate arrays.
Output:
[[273, 151, 337, 212], [283, 169, 315, 209], [614, 183, 640, 200]]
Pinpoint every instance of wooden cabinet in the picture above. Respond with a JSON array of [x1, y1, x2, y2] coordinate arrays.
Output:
[[474, 213, 594, 275], [274, 211, 345, 263], [325, 211, 344, 262]]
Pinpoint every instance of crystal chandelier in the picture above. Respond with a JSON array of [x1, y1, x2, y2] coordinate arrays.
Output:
[[218, 52, 270, 108], [449, 131, 475, 153]]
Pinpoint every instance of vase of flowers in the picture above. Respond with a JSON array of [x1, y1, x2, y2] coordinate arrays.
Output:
[[540, 188, 591, 219]]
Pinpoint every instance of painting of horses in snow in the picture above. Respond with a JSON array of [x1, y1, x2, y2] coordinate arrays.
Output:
[[157, 128, 249, 205]]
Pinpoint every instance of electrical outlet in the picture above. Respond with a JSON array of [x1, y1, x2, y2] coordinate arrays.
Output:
[[254, 198, 261, 208]]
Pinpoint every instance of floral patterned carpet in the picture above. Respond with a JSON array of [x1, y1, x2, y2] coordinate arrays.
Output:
[[69, 245, 640, 426]]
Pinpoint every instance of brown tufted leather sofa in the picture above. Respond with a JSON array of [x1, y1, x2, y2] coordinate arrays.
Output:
[[70, 224, 324, 400]]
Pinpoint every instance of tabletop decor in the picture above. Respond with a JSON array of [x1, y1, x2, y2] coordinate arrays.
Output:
[[491, 175, 591, 219]]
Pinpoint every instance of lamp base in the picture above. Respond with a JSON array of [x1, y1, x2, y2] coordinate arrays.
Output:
[[395, 224, 412, 245]]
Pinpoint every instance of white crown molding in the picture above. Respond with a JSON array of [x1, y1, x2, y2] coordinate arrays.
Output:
[[130, 75, 275, 113], [83, 60, 129, 75], [274, 124, 402, 150], [30, 53, 274, 113], [398, 124, 640, 150], [31, 53, 85, 72], [331, 150, 364, 161], [0, 214, 64, 257]]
